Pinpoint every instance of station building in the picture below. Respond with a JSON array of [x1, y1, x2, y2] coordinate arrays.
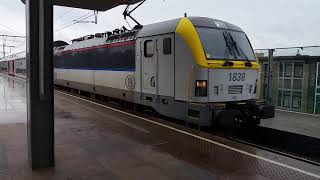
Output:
[[258, 54, 320, 114]]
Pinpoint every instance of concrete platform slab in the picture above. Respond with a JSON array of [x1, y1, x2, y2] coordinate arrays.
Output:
[[261, 110, 320, 139]]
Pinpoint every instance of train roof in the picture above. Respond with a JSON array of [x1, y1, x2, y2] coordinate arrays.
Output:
[[188, 17, 243, 31], [137, 16, 244, 38], [54, 16, 244, 52], [0, 51, 26, 62], [56, 28, 140, 52]]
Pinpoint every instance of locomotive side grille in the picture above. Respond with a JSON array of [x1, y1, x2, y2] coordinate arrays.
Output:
[[228, 85, 243, 94], [213, 86, 219, 95]]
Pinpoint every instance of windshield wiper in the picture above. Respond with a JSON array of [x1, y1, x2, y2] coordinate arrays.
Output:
[[222, 31, 235, 66], [227, 32, 252, 67]]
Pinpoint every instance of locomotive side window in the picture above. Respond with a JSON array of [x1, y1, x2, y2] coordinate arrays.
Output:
[[144, 40, 154, 57], [163, 38, 172, 55]]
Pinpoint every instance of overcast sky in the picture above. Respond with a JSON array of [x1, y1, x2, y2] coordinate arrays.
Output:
[[0, 0, 319, 54]]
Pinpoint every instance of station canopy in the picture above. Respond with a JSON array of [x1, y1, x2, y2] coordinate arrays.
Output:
[[21, 0, 144, 11]]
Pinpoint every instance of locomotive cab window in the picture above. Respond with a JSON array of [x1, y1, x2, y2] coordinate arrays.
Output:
[[163, 38, 172, 55], [196, 27, 256, 61], [144, 40, 154, 57]]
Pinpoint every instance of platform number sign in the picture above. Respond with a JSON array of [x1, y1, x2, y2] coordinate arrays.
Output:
[[125, 75, 135, 90], [229, 73, 246, 81]]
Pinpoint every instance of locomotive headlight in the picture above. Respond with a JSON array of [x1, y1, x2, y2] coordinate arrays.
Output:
[[195, 80, 207, 97], [196, 80, 206, 88]]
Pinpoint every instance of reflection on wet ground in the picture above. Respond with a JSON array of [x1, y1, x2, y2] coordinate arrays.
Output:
[[0, 76, 26, 124]]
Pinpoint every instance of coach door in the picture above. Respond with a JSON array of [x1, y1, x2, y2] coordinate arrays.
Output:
[[156, 35, 174, 98], [141, 38, 158, 100], [8, 61, 14, 75], [140, 35, 174, 102]]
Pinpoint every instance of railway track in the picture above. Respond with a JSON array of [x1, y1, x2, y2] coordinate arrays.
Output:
[[230, 137, 320, 166], [230, 126, 320, 166]]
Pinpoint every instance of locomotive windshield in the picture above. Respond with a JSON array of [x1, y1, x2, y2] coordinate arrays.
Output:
[[196, 27, 256, 61]]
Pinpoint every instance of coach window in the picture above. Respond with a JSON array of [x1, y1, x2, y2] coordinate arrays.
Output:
[[163, 38, 172, 55], [144, 40, 154, 57]]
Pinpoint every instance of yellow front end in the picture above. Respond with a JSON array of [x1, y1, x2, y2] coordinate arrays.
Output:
[[175, 17, 260, 103]]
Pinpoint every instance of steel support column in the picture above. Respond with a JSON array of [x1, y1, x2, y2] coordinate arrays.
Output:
[[266, 49, 274, 104], [26, 0, 54, 169], [314, 62, 320, 114]]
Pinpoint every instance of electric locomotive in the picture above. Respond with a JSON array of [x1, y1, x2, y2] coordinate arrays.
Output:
[[3, 16, 273, 128]]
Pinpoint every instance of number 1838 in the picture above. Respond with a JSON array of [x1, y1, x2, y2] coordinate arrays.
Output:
[[229, 73, 246, 81]]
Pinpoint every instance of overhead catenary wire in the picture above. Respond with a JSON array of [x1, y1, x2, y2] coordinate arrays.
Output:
[[55, 11, 92, 29], [0, 34, 26, 56], [0, 39, 24, 43], [0, 35, 26, 38], [55, 8, 75, 21], [0, 24, 25, 36], [13, 42, 26, 50], [255, 45, 320, 51], [55, 13, 95, 32]]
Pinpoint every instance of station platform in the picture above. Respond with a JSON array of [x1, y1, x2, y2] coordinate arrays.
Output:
[[0, 74, 319, 180], [261, 110, 320, 139], [0, 76, 26, 124]]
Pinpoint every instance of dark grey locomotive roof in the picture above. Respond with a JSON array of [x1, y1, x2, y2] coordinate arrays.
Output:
[[137, 16, 244, 38], [137, 18, 182, 38], [188, 17, 243, 32]]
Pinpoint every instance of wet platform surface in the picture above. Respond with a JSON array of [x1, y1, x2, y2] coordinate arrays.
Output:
[[0, 76, 26, 124], [0, 74, 319, 180], [261, 111, 320, 139]]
